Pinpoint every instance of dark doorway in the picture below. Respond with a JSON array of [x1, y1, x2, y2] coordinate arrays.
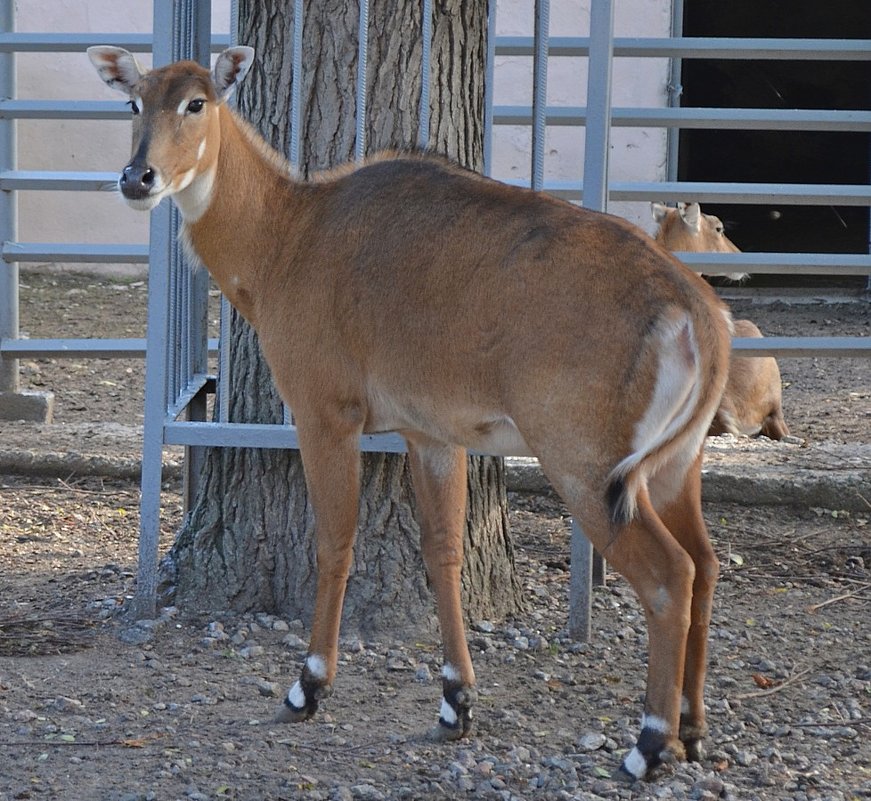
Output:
[[678, 1, 870, 288]]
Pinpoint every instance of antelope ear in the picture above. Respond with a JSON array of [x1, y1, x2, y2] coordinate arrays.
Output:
[[678, 202, 702, 233], [213, 47, 255, 100], [651, 202, 670, 224], [87, 46, 144, 95]]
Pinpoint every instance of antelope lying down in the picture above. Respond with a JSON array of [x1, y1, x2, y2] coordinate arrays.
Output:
[[653, 203, 790, 440], [90, 47, 732, 781]]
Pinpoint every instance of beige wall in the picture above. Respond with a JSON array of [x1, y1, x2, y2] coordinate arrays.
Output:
[[13, 1, 670, 275]]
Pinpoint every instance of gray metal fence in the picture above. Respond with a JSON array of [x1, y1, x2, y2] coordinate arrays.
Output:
[[1, 0, 868, 635]]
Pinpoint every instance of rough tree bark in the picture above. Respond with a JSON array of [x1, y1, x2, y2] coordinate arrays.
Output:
[[161, 0, 522, 635]]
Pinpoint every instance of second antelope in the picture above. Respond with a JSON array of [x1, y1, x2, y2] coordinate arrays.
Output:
[[90, 46, 732, 781], [653, 203, 790, 440]]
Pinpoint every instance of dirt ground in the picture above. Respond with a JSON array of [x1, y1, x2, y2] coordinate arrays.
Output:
[[0, 273, 869, 801]]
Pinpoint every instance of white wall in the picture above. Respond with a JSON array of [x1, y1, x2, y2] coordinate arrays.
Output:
[[13, 1, 229, 275], [492, 0, 672, 232], [12, 1, 671, 274]]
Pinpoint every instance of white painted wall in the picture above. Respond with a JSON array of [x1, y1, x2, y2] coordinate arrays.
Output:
[[13, 1, 671, 274]]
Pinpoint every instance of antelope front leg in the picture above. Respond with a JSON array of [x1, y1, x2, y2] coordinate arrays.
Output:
[[275, 419, 362, 724], [405, 436, 476, 740]]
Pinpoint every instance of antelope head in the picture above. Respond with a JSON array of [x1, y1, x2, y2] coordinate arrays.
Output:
[[87, 46, 254, 219]]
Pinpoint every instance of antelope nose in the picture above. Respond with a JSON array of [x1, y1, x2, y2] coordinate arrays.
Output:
[[120, 162, 156, 200]]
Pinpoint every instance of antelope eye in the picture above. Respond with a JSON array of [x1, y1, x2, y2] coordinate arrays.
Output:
[[127, 99, 140, 115], [186, 98, 205, 114]]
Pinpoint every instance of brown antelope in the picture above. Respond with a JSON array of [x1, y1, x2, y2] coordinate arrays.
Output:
[[653, 203, 790, 440], [90, 46, 732, 781]]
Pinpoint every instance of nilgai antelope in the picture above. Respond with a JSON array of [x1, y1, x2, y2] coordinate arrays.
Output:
[[653, 203, 790, 440], [90, 46, 732, 781]]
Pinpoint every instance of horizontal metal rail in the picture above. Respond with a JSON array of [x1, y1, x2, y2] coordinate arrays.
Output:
[[0, 32, 229, 52], [731, 336, 870, 358], [164, 421, 408, 452], [2, 242, 148, 263], [0, 100, 128, 120], [676, 252, 871, 276], [0, 338, 219, 359], [0, 170, 118, 191], [495, 36, 871, 60], [493, 105, 871, 132], [509, 179, 871, 206]]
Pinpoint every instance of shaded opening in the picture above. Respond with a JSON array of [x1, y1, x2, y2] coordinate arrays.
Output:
[[678, 0, 870, 289]]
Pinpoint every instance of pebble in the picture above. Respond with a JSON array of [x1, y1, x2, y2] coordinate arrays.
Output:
[[283, 632, 308, 649]]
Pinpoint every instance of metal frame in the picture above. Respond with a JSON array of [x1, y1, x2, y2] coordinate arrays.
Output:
[[1, 1, 868, 637]]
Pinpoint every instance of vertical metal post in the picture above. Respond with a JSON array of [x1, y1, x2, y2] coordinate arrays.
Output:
[[568, 518, 593, 642], [355, 0, 370, 162], [531, 0, 549, 191], [666, 0, 685, 183], [417, 0, 433, 149], [179, 1, 211, 513], [289, 0, 304, 174], [581, 0, 615, 212], [483, 0, 497, 177], [134, 0, 211, 619], [569, 0, 616, 641], [0, 0, 18, 394]]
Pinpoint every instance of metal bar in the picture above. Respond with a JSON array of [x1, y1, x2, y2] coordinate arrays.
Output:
[[568, 518, 593, 642], [355, 0, 370, 162], [1, 242, 148, 263], [288, 0, 303, 172], [581, 0, 614, 213], [498, 178, 871, 205], [665, 0, 684, 184], [530, 0, 549, 191], [676, 252, 871, 276], [0, 32, 231, 53], [573, 0, 615, 643], [0, 170, 119, 191], [610, 181, 871, 205], [731, 336, 871, 358], [417, 0, 432, 149], [165, 373, 213, 422], [0, 0, 16, 393], [491, 105, 871, 131], [132, 0, 175, 622], [483, 0, 497, 176], [1, 338, 146, 358], [493, 35, 871, 60], [164, 421, 409, 452], [0, 337, 219, 358], [0, 100, 129, 119]]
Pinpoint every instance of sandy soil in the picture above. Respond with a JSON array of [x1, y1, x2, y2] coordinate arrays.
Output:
[[0, 273, 869, 801]]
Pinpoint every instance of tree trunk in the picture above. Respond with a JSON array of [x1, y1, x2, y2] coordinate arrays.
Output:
[[161, 0, 522, 636]]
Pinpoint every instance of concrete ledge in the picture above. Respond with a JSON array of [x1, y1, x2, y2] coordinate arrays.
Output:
[[0, 390, 55, 423], [508, 437, 871, 513], [0, 421, 867, 512]]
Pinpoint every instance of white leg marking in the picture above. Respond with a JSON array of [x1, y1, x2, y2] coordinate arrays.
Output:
[[306, 654, 328, 681], [441, 663, 461, 683], [681, 696, 691, 716], [641, 713, 671, 735], [622, 746, 648, 779], [287, 681, 306, 709], [440, 697, 458, 725]]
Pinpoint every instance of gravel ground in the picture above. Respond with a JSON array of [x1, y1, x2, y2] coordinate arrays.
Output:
[[0, 273, 869, 801]]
